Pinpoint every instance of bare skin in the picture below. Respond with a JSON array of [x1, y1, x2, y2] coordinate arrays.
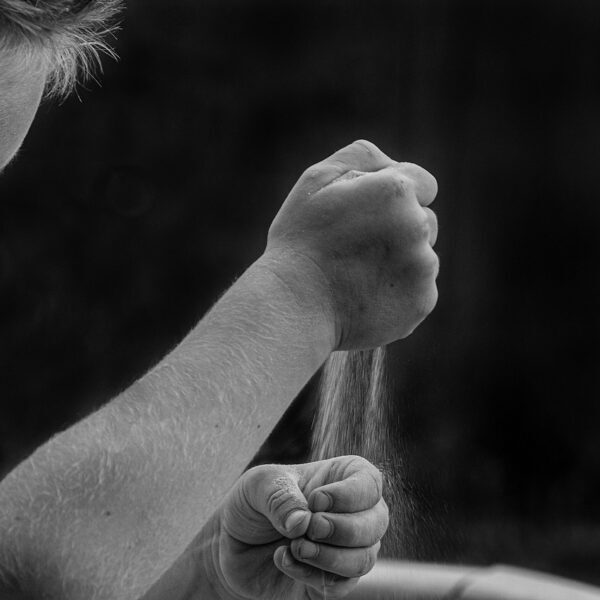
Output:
[[142, 456, 389, 600], [0, 59, 439, 600], [0, 56, 46, 171], [267, 141, 438, 348]]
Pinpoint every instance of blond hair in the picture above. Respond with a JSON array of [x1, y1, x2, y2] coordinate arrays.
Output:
[[0, 0, 122, 97]]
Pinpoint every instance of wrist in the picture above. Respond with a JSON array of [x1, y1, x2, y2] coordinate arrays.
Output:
[[253, 247, 339, 352], [196, 515, 245, 600], [198, 527, 232, 600], [140, 516, 232, 600]]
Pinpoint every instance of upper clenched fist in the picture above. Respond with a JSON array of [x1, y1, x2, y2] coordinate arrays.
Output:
[[264, 140, 439, 350]]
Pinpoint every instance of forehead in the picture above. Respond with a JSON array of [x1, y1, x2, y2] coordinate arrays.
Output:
[[0, 55, 47, 171]]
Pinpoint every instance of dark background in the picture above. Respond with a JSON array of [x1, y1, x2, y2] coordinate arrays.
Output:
[[1, 0, 600, 585]]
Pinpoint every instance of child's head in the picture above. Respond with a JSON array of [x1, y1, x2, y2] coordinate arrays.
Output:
[[0, 0, 122, 169]]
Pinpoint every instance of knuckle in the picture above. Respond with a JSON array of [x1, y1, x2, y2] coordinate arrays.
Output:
[[330, 552, 348, 575], [398, 161, 438, 192], [241, 464, 265, 494], [416, 283, 439, 319], [342, 455, 370, 478], [332, 169, 364, 184], [244, 463, 277, 487], [375, 500, 390, 540], [400, 253, 439, 321], [344, 456, 383, 496], [344, 522, 363, 547], [302, 162, 329, 184], [246, 465, 306, 522], [362, 528, 381, 549], [409, 212, 432, 241], [346, 454, 369, 468], [310, 514, 334, 541], [351, 139, 379, 155], [266, 486, 288, 514], [359, 545, 379, 576], [266, 482, 302, 518], [386, 171, 414, 197], [423, 207, 439, 243], [405, 248, 439, 282], [421, 249, 440, 278], [325, 576, 357, 599], [296, 562, 315, 580], [240, 464, 277, 510]]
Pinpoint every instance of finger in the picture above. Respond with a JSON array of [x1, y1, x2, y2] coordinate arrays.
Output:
[[307, 498, 389, 548], [241, 465, 311, 540], [274, 546, 360, 599], [321, 165, 424, 222], [342, 169, 437, 247], [307, 456, 383, 514], [324, 156, 438, 209], [325, 140, 394, 173], [290, 537, 381, 578], [422, 206, 438, 246], [300, 140, 395, 195], [394, 162, 438, 207]]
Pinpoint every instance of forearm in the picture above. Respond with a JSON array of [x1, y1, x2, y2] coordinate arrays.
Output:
[[138, 516, 225, 600], [0, 254, 335, 599]]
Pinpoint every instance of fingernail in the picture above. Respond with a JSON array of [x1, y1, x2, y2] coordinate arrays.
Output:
[[285, 510, 307, 533], [311, 491, 332, 512], [282, 547, 294, 567], [298, 540, 319, 559], [311, 516, 333, 540]]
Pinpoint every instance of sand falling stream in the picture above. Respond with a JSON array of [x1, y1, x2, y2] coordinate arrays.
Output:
[[311, 347, 416, 559]]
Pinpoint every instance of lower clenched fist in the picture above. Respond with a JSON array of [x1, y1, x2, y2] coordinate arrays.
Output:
[[264, 139, 439, 350], [208, 455, 388, 600]]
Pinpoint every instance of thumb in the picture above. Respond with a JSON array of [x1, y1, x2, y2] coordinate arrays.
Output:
[[242, 464, 311, 539]]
